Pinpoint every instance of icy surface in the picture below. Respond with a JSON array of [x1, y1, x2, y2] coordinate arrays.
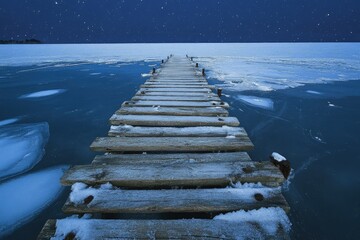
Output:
[[0, 118, 19, 127], [0, 166, 67, 237], [214, 207, 291, 235], [235, 95, 274, 110], [0, 43, 359, 93], [19, 89, 66, 99], [0, 123, 49, 180], [271, 152, 287, 162]]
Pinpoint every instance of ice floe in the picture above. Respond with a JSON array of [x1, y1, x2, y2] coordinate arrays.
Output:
[[235, 95, 274, 110], [0, 118, 20, 127], [306, 90, 323, 95], [0, 166, 68, 237], [0, 123, 49, 181], [19, 89, 66, 99]]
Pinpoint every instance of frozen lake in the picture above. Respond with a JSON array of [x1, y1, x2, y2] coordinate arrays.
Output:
[[0, 43, 359, 239]]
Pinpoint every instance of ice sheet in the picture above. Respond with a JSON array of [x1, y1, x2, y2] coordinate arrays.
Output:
[[0, 118, 19, 127], [0, 123, 49, 180], [0, 166, 68, 237], [19, 89, 66, 98], [235, 95, 274, 110]]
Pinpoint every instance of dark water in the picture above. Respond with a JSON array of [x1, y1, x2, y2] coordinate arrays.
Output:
[[0, 61, 155, 240], [1, 62, 359, 239], [218, 80, 360, 240]]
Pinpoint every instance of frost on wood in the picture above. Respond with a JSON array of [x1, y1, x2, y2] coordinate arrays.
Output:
[[214, 207, 291, 236]]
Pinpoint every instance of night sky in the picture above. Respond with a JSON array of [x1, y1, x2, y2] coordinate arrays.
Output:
[[0, 0, 359, 43]]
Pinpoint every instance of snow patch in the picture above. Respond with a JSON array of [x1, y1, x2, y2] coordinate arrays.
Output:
[[271, 152, 287, 162], [230, 182, 264, 189], [51, 219, 91, 240], [0, 123, 49, 180], [226, 135, 236, 139], [0, 166, 68, 237], [19, 89, 66, 99], [235, 95, 274, 110], [214, 207, 291, 235], [141, 73, 152, 77], [69, 182, 114, 205]]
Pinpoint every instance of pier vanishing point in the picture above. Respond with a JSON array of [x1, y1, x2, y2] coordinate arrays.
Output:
[[38, 55, 291, 239]]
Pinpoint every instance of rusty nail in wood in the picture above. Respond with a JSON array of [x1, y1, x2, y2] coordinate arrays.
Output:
[[83, 195, 94, 205], [242, 166, 253, 173], [64, 232, 76, 240], [254, 193, 264, 201]]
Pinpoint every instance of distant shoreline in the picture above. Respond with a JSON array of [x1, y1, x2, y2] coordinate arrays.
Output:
[[0, 39, 42, 44]]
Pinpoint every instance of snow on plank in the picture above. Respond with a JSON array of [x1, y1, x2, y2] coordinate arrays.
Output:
[[117, 106, 229, 117], [136, 90, 217, 97], [38, 217, 290, 240], [147, 80, 207, 83], [90, 136, 253, 152], [109, 114, 238, 126], [131, 95, 221, 102], [61, 161, 284, 188], [108, 125, 246, 137], [121, 100, 229, 108], [140, 84, 215, 89], [62, 188, 289, 214], [92, 152, 252, 165], [139, 87, 211, 92]]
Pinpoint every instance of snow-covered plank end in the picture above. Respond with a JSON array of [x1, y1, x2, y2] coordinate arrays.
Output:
[[270, 152, 291, 179]]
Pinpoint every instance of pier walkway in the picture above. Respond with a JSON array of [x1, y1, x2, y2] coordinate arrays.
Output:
[[38, 56, 290, 239]]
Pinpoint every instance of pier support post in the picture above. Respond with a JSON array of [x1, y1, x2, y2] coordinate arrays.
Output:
[[202, 68, 205, 76], [152, 68, 156, 74], [191, 57, 193, 61], [195, 63, 199, 67], [217, 88, 222, 97], [270, 153, 291, 179], [161, 60, 164, 64]]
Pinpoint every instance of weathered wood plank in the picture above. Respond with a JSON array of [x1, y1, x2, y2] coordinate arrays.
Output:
[[108, 125, 246, 137], [38, 218, 290, 240], [147, 80, 207, 83], [61, 161, 284, 187], [90, 136, 253, 152], [63, 188, 289, 214], [136, 91, 217, 97], [139, 87, 211, 92], [110, 114, 238, 126], [122, 100, 229, 108], [117, 106, 229, 117], [131, 95, 221, 102], [92, 152, 252, 165], [140, 84, 215, 89]]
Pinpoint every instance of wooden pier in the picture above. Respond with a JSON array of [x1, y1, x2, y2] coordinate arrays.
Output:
[[38, 56, 290, 239]]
